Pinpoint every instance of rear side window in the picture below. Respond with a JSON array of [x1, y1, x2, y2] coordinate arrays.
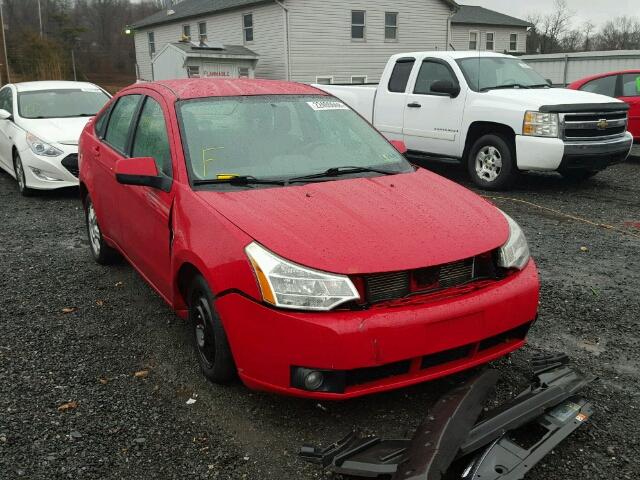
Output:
[[104, 95, 142, 153], [414, 61, 457, 95], [580, 75, 616, 97], [94, 104, 112, 138], [388, 58, 415, 93], [621, 73, 640, 97], [132, 97, 172, 178]]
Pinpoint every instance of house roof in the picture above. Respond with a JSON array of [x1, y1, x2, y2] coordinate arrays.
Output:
[[133, 0, 460, 29], [452, 5, 532, 28], [170, 41, 259, 58]]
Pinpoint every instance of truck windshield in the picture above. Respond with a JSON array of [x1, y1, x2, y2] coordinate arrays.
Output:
[[177, 95, 412, 186], [456, 57, 549, 92], [18, 88, 110, 119]]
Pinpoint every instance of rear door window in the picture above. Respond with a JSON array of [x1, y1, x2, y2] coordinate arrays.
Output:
[[580, 75, 617, 97], [104, 94, 142, 153], [131, 97, 173, 178], [621, 73, 640, 97], [388, 58, 415, 93]]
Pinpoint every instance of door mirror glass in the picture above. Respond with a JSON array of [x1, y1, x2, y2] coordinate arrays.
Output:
[[390, 140, 407, 154], [114, 157, 171, 191], [430, 80, 460, 97], [0, 108, 12, 120]]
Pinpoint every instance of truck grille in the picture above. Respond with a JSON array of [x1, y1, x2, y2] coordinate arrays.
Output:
[[561, 111, 628, 141], [61, 154, 79, 177]]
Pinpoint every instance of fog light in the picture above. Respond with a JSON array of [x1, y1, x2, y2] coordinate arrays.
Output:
[[30, 167, 62, 181], [304, 371, 324, 391]]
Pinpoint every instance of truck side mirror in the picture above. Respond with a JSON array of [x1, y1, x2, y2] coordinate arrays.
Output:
[[430, 80, 460, 98]]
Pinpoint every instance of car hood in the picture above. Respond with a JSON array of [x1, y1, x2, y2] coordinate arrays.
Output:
[[18, 116, 93, 145], [485, 87, 625, 110], [196, 169, 509, 274]]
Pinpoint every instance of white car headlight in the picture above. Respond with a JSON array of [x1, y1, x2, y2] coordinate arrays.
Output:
[[26, 132, 63, 157], [523, 111, 558, 138], [497, 211, 530, 270], [245, 242, 360, 311]]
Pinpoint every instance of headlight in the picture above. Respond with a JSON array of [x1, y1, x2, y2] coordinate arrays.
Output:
[[523, 111, 558, 138], [245, 242, 360, 311], [26, 132, 63, 157], [497, 211, 530, 270]]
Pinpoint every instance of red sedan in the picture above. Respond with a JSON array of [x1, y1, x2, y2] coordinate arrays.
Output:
[[78, 79, 539, 399], [568, 70, 640, 144]]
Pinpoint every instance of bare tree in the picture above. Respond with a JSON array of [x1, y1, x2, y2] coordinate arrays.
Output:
[[582, 21, 595, 51]]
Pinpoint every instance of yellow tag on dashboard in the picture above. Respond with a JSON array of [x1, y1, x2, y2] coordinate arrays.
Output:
[[216, 174, 238, 180]]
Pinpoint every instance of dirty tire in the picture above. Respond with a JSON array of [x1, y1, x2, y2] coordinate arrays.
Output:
[[559, 169, 599, 182], [467, 134, 517, 191], [85, 195, 118, 265], [189, 275, 236, 384], [13, 153, 33, 197]]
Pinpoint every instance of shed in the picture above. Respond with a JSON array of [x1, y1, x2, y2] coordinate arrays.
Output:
[[151, 40, 259, 81]]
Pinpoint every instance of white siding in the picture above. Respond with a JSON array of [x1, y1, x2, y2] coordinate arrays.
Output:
[[286, 0, 453, 83], [451, 25, 527, 53], [134, 3, 285, 81]]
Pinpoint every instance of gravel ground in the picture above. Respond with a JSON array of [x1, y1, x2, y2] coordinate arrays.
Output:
[[1, 158, 639, 479]]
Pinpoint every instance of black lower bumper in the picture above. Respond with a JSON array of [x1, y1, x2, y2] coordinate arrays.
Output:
[[560, 136, 632, 171]]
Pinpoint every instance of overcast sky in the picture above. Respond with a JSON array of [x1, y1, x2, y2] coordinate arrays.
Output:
[[459, 0, 638, 28]]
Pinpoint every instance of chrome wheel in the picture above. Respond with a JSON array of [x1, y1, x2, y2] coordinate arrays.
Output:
[[475, 146, 503, 182], [14, 156, 25, 191], [87, 203, 101, 256]]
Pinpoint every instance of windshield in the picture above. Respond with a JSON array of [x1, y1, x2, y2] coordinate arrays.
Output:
[[177, 95, 412, 186], [456, 57, 548, 92], [18, 88, 110, 119]]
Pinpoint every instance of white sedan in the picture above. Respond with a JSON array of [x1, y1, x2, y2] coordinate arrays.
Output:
[[0, 81, 110, 196]]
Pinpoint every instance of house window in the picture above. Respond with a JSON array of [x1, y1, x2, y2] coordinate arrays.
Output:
[[351, 76, 367, 84], [238, 67, 250, 78], [510, 33, 518, 51], [187, 66, 200, 78], [243, 13, 253, 42], [351, 10, 365, 40], [198, 22, 207, 43], [148, 31, 155, 56], [316, 76, 333, 85], [385, 12, 398, 40], [468, 31, 478, 50], [182, 24, 191, 40], [486, 32, 494, 51]]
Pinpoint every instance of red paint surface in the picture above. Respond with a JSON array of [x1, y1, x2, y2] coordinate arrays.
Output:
[[79, 78, 540, 399]]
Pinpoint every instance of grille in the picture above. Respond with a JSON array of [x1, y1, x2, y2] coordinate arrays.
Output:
[[439, 259, 474, 287], [345, 360, 412, 387], [61, 154, 79, 177], [365, 271, 410, 303], [561, 111, 627, 141]]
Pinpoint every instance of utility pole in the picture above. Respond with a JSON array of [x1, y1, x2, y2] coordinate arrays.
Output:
[[38, 0, 43, 38], [0, 0, 9, 84], [71, 49, 76, 81]]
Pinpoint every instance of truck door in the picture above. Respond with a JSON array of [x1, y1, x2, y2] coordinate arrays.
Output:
[[373, 57, 416, 143], [403, 58, 466, 157]]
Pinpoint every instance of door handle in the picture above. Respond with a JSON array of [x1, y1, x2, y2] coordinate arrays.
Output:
[[407, 102, 422, 108]]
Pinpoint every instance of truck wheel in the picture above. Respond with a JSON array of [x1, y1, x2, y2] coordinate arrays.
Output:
[[189, 275, 236, 384], [85, 196, 118, 265], [467, 134, 517, 190], [559, 169, 598, 182]]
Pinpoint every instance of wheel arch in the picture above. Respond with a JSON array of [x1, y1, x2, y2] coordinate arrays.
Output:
[[463, 122, 516, 162]]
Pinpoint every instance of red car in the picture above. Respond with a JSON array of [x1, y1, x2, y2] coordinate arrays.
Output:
[[78, 79, 539, 399], [568, 70, 640, 144]]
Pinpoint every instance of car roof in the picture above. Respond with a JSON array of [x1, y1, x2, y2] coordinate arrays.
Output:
[[569, 70, 640, 87], [389, 51, 514, 61], [124, 78, 328, 101], [13, 81, 102, 92]]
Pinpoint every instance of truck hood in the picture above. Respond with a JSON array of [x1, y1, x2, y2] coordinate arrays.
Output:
[[18, 116, 93, 145], [196, 169, 509, 274], [485, 87, 625, 110]]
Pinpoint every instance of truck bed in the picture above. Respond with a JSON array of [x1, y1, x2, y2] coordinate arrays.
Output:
[[312, 84, 378, 123]]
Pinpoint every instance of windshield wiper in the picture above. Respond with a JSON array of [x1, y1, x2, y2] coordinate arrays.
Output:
[[480, 84, 531, 92], [286, 166, 397, 184], [193, 176, 286, 187]]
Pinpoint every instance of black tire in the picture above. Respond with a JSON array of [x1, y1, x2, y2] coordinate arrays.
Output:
[[467, 134, 517, 190], [559, 169, 599, 182], [189, 275, 236, 384], [13, 153, 33, 197], [84, 195, 118, 265]]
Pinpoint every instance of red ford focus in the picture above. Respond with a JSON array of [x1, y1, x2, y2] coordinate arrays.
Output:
[[78, 79, 539, 399]]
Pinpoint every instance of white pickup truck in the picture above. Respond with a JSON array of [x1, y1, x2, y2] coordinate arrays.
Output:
[[316, 51, 633, 189]]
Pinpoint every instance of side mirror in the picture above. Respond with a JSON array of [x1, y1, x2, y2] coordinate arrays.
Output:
[[115, 157, 171, 191], [390, 140, 408, 155], [546, 78, 553, 86], [0, 109, 12, 120], [430, 80, 460, 98]]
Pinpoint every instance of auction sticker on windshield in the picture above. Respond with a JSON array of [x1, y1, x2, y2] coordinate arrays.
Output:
[[307, 100, 349, 111]]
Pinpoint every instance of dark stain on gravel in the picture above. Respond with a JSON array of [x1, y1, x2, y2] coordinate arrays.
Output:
[[1, 159, 639, 479]]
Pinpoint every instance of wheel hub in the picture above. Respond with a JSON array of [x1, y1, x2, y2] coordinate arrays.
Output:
[[475, 146, 502, 182], [87, 204, 101, 255]]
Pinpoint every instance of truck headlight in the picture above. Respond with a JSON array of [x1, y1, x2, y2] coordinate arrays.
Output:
[[245, 242, 360, 311], [26, 132, 63, 157], [497, 211, 530, 270], [523, 111, 558, 138]]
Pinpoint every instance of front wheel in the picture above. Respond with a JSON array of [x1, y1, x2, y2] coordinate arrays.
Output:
[[85, 196, 117, 265], [13, 153, 33, 197], [559, 169, 598, 182], [467, 134, 517, 190]]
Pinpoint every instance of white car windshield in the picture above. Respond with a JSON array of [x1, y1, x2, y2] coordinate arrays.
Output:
[[177, 95, 412, 185], [456, 57, 549, 92], [18, 88, 110, 119]]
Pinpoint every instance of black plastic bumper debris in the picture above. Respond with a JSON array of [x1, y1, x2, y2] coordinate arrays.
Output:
[[299, 353, 595, 480]]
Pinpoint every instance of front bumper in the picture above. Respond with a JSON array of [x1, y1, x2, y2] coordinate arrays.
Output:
[[20, 146, 79, 190], [215, 261, 539, 399]]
